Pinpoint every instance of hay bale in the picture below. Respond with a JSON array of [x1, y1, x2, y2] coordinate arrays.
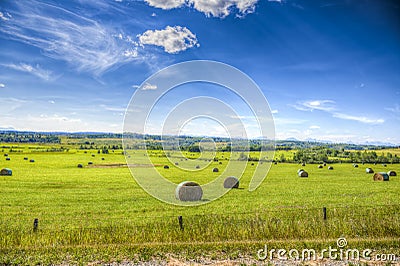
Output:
[[301, 163, 306, 166], [77, 164, 83, 168], [4, 154, 8, 157], [274, 162, 277, 165], [91, 154, 95, 157], [0, 168, 12, 176], [164, 165, 169, 169], [101, 158, 105, 161], [223, 176, 239, 189], [366, 168, 374, 174], [373, 172, 389, 181], [175, 181, 203, 201], [29, 159, 35, 163], [195, 165, 200, 169], [175, 162, 179, 166], [298, 170, 308, 177], [382, 164, 387, 167], [88, 161, 93, 165], [353, 164, 358, 168], [297, 169, 305, 174], [387, 171, 397, 176], [318, 165, 323, 168], [24, 157, 28, 160], [328, 166, 334, 170], [251, 163, 254, 166], [323, 163, 327, 167], [219, 162, 222, 165], [212, 167, 219, 173], [5, 158, 10, 161]]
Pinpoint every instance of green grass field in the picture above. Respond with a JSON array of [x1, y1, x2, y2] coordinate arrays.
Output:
[[1, 145, 399, 264]]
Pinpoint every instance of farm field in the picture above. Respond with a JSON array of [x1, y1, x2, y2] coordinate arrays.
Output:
[[0, 144, 399, 264]]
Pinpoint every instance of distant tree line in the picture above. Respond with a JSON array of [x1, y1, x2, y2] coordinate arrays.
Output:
[[0, 132, 60, 143]]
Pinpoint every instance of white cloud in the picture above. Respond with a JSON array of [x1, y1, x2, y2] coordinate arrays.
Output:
[[138, 26, 199, 54], [0, 11, 11, 21], [0, 1, 142, 75], [151, 12, 157, 17], [271, 109, 278, 114], [48, 100, 55, 104], [0, 83, 5, 88], [292, 100, 336, 112], [144, 0, 258, 18], [332, 113, 384, 124], [141, 82, 158, 90], [385, 104, 400, 115], [2, 63, 53, 81], [309, 125, 320, 129]]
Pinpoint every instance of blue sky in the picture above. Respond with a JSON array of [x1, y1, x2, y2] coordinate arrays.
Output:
[[0, 0, 399, 144]]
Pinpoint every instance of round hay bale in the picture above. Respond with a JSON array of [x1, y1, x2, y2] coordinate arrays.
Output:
[[382, 164, 387, 167], [163, 165, 169, 169], [387, 171, 397, 176], [24, 157, 28, 160], [223, 176, 239, 189], [318, 165, 323, 168], [366, 168, 374, 174], [219, 162, 222, 165], [274, 162, 277, 165], [353, 164, 358, 168], [77, 164, 83, 168], [29, 159, 35, 163], [4, 154, 8, 157], [101, 158, 105, 161], [195, 165, 200, 169], [91, 154, 95, 157], [328, 166, 334, 170], [297, 169, 305, 174], [5, 157, 10, 161], [212, 167, 219, 173], [323, 163, 327, 167], [175, 181, 203, 201], [298, 170, 308, 177], [0, 168, 12, 176], [373, 172, 389, 181], [175, 162, 179, 166], [301, 163, 306, 166], [88, 161, 93, 165], [251, 163, 254, 166]]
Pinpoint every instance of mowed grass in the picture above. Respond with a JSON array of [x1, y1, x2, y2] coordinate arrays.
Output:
[[1, 147, 399, 264]]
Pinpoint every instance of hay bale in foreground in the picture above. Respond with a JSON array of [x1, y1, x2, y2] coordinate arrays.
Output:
[[353, 164, 358, 168], [318, 165, 323, 168], [323, 163, 327, 166], [298, 170, 308, 177], [175, 181, 203, 201], [373, 172, 389, 181], [0, 168, 12, 176], [77, 164, 83, 168], [29, 159, 35, 163], [164, 165, 169, 169], [297, 169, 305, 174], [366, 168, 374, 174], [212, 167, 219, 173], [387, 171, 397, 176], [328, 166, 334, 170], [5, 158, 10, 161], [223, 176, 239, 189]]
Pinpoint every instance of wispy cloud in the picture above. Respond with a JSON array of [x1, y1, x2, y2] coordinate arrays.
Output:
[[291, 99, 384, 124], [138, 26, 199, 54], [309, 125, 320, 129], [0, 83, 5, 88], [271, 109, 278, 114], [292, 100, 336, 112], [0, 11, 12, 21], [385, 104, 400, 116], [0, 0, 142, 75], [332, 113, 384, 124], [141, 82, 158, 90], [144, 0, 258, 18], [2, 63, 53, 81]]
